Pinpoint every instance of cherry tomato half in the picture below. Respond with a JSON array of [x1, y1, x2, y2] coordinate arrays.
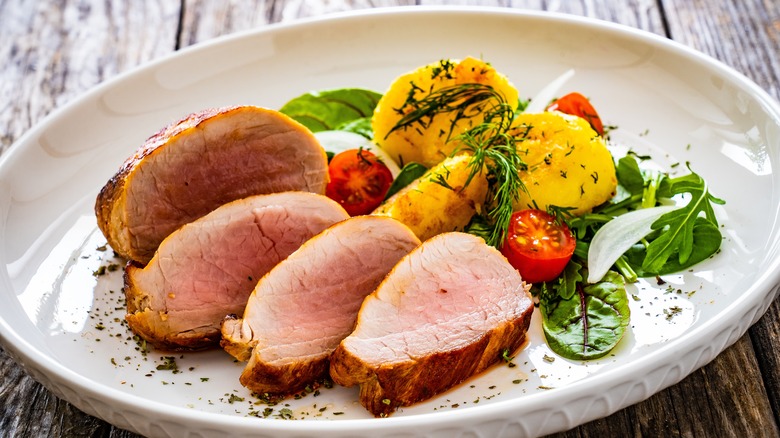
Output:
[[546, 92, 605, 136], [500, 209, 576, 284], [326, 149, 394, 216]]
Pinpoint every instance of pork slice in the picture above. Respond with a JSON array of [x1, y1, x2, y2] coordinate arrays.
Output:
[[221, 216, 421, 396], [96, 106, 328, 264], [124, 192, 348, 351], [329, 232, 533, 417]]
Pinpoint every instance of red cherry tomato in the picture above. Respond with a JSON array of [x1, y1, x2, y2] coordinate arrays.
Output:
[[326, 149, 394, 216], [500, 209, 576, 284], [546, 92, 605, 136]]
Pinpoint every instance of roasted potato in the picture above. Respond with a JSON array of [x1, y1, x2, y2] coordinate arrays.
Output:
[[511, 111, 617, 215], [372, 57, 519, 168], [372, 154, 488, 241]]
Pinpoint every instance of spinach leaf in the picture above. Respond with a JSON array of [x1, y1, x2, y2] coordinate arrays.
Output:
[[335, 117, 374, 139], [383, 162, 428, 200], [541, 270, 629, 360], [279, 88, 382, 133], [615, 155, 645, 195]]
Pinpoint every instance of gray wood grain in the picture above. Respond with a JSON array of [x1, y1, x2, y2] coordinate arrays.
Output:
[[0, 0, 778, 437], [663, 0, 780, 98], [0, 0, 181, 153]]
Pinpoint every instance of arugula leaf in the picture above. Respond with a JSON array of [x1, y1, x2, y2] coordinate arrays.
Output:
[[541, 270, 629, 360], [383, 162, 428, 200], [570, 156, 724, 280], [625, 217, 722, 276], [642, 170, 725, 273], [279, 88, 382, 133]]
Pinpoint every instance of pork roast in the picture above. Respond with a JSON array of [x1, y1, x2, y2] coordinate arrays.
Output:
[[221, 216, 421, 396], [124, 192, 349, 351], [96, 106, 328, 264], [329, 232, 533, 417]]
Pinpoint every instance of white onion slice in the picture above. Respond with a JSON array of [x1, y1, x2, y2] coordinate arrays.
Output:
[[587, 205, 677, 284], [314, 130, 402, 177]]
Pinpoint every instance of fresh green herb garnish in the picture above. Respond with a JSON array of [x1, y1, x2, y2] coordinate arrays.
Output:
[[500, 348, 517, 367], [387, 83, 507, 141], [387, 83, 527, 246], [156, 356, 179, 372], [458, 101, 526, 247]]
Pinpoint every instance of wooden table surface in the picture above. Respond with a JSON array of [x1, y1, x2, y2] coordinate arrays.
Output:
[[1, 1, 779, 437]]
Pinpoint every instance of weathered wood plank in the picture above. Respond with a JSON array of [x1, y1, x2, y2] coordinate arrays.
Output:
[[659, 0, 780, 435], [416, 0, 667, 35], [178, 0, 416, 46], [751, 296, 780, 434], [662, 0, 780, 98], [0, 0, 181, 153]]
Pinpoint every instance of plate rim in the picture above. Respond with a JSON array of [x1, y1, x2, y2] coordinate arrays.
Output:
[[2, 5, 780, 436]]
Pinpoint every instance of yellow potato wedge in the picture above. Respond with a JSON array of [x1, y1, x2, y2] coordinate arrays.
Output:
[[373, 154, 488, 241], [511, 111, 617, 215], [372, 57, 519, 168]]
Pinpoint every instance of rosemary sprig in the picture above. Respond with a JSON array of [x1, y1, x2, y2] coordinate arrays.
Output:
[[388, 83, 527, 247]]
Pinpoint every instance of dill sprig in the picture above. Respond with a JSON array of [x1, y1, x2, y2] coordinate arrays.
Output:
[[457, 99, 527, 247], [387, 83, 510, 142], [387, 83, 527, 247]]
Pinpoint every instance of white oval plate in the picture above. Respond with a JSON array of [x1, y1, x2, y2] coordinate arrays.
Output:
[[1, 6, 779, 438]]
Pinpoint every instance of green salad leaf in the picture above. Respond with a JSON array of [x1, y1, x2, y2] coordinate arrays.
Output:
[[641, 171, 725, 273], [335, 117, 374, 139], [615, 155, 645, 195], [625, 216, 723, 276], [539, 154, 723, 361], [568, 155, 724, 280], [383, 162, 428, 200], [279, 88, 382, 133], [540, 268, 630, 360]]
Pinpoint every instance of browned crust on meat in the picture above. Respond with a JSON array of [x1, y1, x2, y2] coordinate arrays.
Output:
[[329, 306, 534, 417], [96, 105, 328, 264], [95, 107, 236, 264], [239, 356, 330, 396], [219, 315, 256, 361], [123, 261, 221, 351]]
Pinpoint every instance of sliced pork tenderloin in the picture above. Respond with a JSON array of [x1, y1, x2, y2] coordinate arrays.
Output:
[[124, 192, 348, 351], [329, 232, 533, 417], [96, 106, 328, 264], [221, 216, 421, 396]]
